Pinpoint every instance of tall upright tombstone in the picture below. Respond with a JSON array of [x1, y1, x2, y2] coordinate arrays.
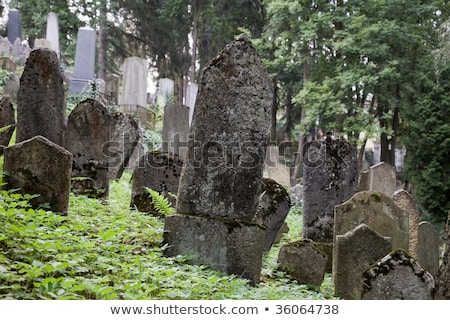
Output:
[[163, 35, 273, 285], [66, 99, 112, 198], [302, 134, 358, 242], [46, 12, 60, 58], [119, 57, 148, 112], [69, 27, 96, 94], [16, 48, 65, 146], [162, 103, 190, 159], [185, 82, 198, 126], [7, 9, 22, 45]]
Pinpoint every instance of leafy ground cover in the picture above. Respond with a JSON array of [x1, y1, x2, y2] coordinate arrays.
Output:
[[0, 171, 336, 300]]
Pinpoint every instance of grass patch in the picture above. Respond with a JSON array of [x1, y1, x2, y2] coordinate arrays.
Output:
[[0, 171, 336, 300]]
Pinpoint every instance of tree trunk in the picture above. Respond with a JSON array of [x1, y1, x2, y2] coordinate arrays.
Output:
[[190, 1, 201, 83], [97, 0, 107, 80], [270, 77, 278, 143], [284, 90, 292, 142], [292, 61, 308, 183]]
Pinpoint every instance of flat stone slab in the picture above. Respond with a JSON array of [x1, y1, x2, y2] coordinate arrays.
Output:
[[163, 214, 266, 286]]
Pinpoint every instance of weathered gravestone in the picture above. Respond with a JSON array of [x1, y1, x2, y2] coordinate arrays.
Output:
[[34, 38, 53, 50], [3, 135, 72, 214], [185, 82, 198, 126], [69, 27, 96, 94], [106, 112, 141, 180], [0, 95, 16, 154], [0, 37, 12, 57], [278, 239, 327, 289], [392, 189, 420, 259], [119, 56, 148, 111], [253, 178, 291, 251], [130, 150, 183, 215], [367, 162, 398, 196], [7, 9, 22, 45], [2, 72, 20, 101], [302, 134, 358, 242], [334, 191, 409, 251], [16, 48, 65, 146], [162, 103, 190, 159], [0, 57, 17, 72], [45, 12, 60, 58], [333, 223, 392, 300], [362, 249, 435, 300], [163, 34, 273, 285], [11, 37, 31, 66], [66, 99, 112, 198], [434, 210, 450, 299], [417, 221, 442, 276]]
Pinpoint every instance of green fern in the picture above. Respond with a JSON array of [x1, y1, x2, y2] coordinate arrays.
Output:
[[145, 187, 175, 216]]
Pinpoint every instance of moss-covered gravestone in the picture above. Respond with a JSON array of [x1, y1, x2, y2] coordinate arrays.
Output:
[[163, 34, 273, 285], [3, 135, 72, 214], [302, 134, 358, 243], [0, 95, 16, 154], [362, 249, 434, 300]]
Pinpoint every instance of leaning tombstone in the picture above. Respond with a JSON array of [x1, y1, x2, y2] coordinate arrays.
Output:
[[253, 178, 291, 251], [302, 133, 358, 243], [69, 27, 96, 94], [16, 48, 65, 146], [392, 189, 420, 259], [278, 239, 327, 289], [417, 221, 442, 276], [3, 135, 72, 214], [163, 35, 273, 285], [0, 95, 16, 154], [162, 103, 190, 159], [334, 191, 409, 251], [130, 150, 183, 215], [362, 249, 434, 300], [65, 99, 112, 198], [334, 223, 392, 300], [434, 210, 450, 299], [106, 112, 141, 180]]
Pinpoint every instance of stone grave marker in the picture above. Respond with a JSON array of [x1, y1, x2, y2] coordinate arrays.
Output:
[[0, 37, 12, 57], [0, 95, 16, 154], [163, 34, 273, 285], [392, 189, 420, 259], [333, 223, 392, 300], [119, 56, 148, 111], [0, 57, 17, 72], [46, 12, 60, 58], [3, 135, 72, 214], [362, 249, 435, 300], [130, 150, 183, 215], [253, 178, 291, 251], [11, 37, 31, 66], [434, 210, 450, 299], [185, 82, 198, 126], [368, 161, 398, 196], [302, 134, 358, 243], [34, 38, 53, 50], [107, 112, 141, 180], [69, 27, 96, 94], [16, 48, 65, 146], [162, 103, 190, 159], [66, 99, 112, 198], [334, 191, 409, 251], [418, 221, 442, 276], [278, 239, 327, 289], [7, 9, 22, 45], [2, 73, 19, 101]]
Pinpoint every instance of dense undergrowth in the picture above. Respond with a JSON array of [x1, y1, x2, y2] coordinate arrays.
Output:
[[0, 171, 336, 300]]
